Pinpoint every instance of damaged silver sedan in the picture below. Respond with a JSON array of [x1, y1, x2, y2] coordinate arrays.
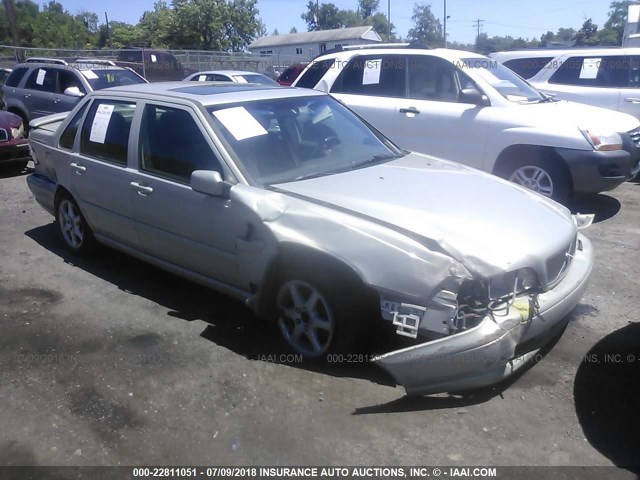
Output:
[[26, 83, 594, 395]]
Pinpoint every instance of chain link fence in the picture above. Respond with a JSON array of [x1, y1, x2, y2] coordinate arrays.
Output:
[[0, 45, 302, 79]]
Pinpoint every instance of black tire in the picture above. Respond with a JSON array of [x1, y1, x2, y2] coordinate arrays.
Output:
[[271, 262, 371, 359], [54, 193, 97, 256], [497, 156, 570, 204]]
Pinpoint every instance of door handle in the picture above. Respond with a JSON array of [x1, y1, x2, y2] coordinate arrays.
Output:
[[53, 97, 60, 103], [70, 162, 86, 175], [130, 181, 153, 196], [24, 93, 31, 99], [399, 107, 420, 115], [625, 98, 640, 104]]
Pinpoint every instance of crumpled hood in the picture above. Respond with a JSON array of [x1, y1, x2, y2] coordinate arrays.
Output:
[[274, 153, 577, 281]]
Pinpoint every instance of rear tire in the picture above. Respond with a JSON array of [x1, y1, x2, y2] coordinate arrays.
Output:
[[55, 193, 97, 256]]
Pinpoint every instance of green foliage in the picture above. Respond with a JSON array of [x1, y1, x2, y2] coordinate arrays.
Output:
[[574, 18, 599, 46], [300, 1, 394, 39], [475, 33, 538, 54], [358, 0, 379, 19], [301, 2, 343, 31], [407, 3, 442, 47]]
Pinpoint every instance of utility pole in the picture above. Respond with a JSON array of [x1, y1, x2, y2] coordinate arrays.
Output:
[[388, 0, 391, 36], [105, 12, 111, 50], [443, 0, 447, 48], [316, 0, 319, 30], [473, 18, 484, 45]]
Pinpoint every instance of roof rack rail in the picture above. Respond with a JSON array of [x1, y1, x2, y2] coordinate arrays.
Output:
[[341, 42, 410, 50], [74, 58, 116, 66], [24, 57, 68, 65]]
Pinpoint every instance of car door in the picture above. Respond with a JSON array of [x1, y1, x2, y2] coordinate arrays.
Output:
[[23, 67, 57, 119], [393, 55, 489, 168], [329, 54, 408, 148], [52, 70, 87, 114], [129, 103, 244, 287], [539, 54, 624, 113], [619, 55, 640, 119], [68, 98, 139, 247]]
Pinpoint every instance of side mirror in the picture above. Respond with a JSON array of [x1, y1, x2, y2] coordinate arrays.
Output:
[[460, 87, 489, 107], [64, 86, 85, 97], [191, 170, 229, 198]]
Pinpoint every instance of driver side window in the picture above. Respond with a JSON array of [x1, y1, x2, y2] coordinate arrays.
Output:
[[407, 56, 460, 103], [139, 104, 223, 183]]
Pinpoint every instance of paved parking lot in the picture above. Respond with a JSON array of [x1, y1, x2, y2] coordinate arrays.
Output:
[[1, 165, 639, 472]]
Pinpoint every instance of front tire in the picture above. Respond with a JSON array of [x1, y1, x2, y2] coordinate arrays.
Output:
[[499, 157, 570, 203], [55, 193, 96, 255], [273, 264, 369, 359]]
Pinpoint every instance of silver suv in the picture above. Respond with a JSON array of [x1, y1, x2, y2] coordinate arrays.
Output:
[[2, 58, 147, 127]]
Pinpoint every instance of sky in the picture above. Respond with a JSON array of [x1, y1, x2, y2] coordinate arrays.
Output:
[[38, 0, 613, 46]]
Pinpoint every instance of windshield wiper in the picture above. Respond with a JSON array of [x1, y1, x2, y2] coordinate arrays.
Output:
[[351, 153, 403, 170], [538, 95, 558, 103]]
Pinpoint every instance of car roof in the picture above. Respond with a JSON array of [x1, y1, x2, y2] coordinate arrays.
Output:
[[15, 61, 131, 72], [315, 47, 486, 62], [492, 47, 640, 61], [99, 82, 325, 106], [192, 70, 269, 76]]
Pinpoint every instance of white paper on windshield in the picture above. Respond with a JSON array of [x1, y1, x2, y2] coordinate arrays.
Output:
[[150, 54, 157, 63], [579, 58, 600, 79], [82, 70, 99, 80], [89, 104, 115, 144], [362, 59, 382, 85], [36, 69, 46, 85], [198, 75, 207, 81], [213, 106, 267, 141]]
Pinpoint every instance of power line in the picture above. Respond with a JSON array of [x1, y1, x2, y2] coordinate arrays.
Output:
[[472, 18, 484, 43]]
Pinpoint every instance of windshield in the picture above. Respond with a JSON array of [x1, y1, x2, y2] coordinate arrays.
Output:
[[461, 57, 545, 103], [234, 74, 278, 86], [82, 69, 146, 89], [208, 96, 403, 186]]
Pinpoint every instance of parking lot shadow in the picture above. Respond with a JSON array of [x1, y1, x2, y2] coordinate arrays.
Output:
[[24, 222, 397, 389], [568, 193, 621, 224], [0, 163, 32, 179], [574, 322, 640, 474]]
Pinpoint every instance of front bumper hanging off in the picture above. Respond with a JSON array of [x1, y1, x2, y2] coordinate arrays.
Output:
[[373, 233, 594, 396]]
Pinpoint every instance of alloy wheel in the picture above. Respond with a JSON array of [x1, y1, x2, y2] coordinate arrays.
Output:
[[509, 165, 554, 197], [58, 199, 84, 249]]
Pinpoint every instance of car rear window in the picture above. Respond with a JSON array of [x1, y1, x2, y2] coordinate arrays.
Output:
[[549, 55, 629, 87], [5, 67, 28, 87], [503, 57, 553, 79], [295, 59, 335, 89], [82, 69, 146, 89]]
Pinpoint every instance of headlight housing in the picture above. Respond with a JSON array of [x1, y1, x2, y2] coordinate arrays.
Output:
[[579, 127, 622, 151], [11, 123, 24, 139]]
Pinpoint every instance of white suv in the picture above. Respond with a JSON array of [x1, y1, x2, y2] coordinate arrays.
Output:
[[293, 45, 640, 202], [492, 47, 640, 120]]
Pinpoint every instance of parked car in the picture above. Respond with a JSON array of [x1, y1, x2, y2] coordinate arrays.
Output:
[[0, 110, 29, 169], [183, 70, 278, 86], [492, 47, 640, 121], [489, 49, 577, 80], [293, 45, 640, 202], [115, 48, 196, 82], [0, 67, 12, 109], [277, 63, 307, 86], [2, 59, 147, 127], [26, 82, 594, 396]]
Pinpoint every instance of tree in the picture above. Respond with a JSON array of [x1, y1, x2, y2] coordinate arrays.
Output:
[[358, 0, 379, 19], [301, 1, 342, 31], [407, 3, 442, 47], [32, 1, 95, 48], [138, 1, 174, 48], [289, 26, 297, 34], [574, 18, 599, 46]]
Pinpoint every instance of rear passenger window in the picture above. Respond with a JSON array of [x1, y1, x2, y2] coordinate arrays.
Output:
[[549, 55, 629, 88], [80, 100, 135, 165], [5, 67, 28, 87], [138, 105, 222, 183], [295, 59, 335, 89], [59, 102, 89, 150], [331, 55, 406, 98], [503, 57, 553, 79], [25, 67, 57, 92]]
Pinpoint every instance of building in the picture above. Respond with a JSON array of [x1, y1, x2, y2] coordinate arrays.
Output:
[[623, 4, 640, 46], [249, 26, 382, 63]]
